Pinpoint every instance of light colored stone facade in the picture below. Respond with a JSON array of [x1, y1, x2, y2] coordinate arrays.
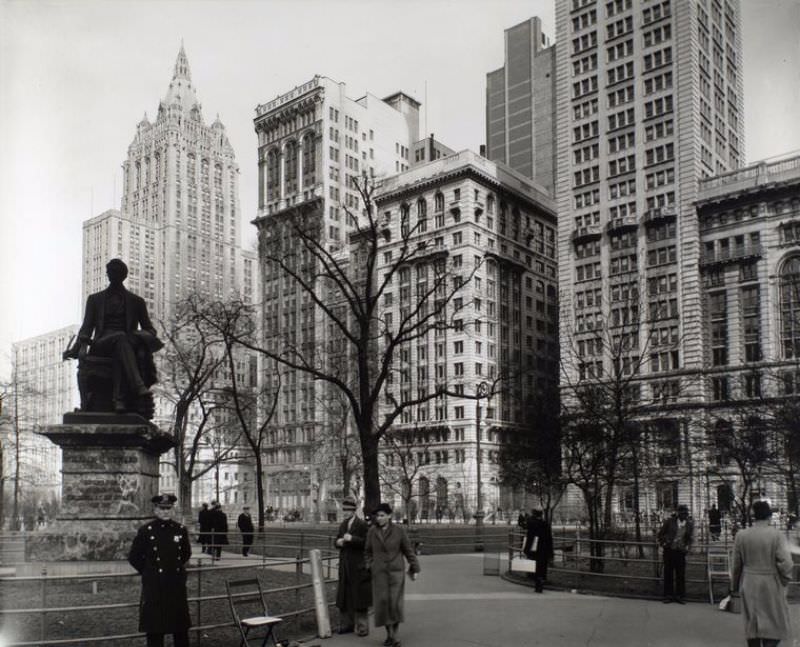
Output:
[[252, 77, 421, 513], [552, 0, 745, 518], [373, 150, 558, 518]]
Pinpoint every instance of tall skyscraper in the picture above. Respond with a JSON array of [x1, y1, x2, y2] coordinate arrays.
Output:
[[252, 76, 423, 510], [553, 0, 745, 514], [83, 45, 252, 323], [486, 17, 556, 195], [80, 46, 257, 507]]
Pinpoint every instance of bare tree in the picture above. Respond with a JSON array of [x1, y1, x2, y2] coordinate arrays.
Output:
[[215, 177, 488, 513], [157, 295, 242, 519], [379, 427, 436, 522], [559, 279, 697, 566], [312, 389, 362, 507], [193, 297, 281, 532], [497, 384, 565, 523]]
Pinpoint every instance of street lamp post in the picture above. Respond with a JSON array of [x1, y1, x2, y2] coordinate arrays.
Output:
[[474, 381, 489, 546]]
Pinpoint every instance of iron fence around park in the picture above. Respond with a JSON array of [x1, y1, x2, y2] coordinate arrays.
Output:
[[500, 530, 800, 602], [0, 532, 339, 647]]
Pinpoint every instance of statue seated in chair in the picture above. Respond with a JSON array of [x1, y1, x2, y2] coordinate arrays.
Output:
[[64, 259, 164, 419]]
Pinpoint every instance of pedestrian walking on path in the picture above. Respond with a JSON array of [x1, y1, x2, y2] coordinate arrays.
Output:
[[335, 496, 371, 636], [209, 501, 228, 560], [128, 494, 191, 647], [237, 505, 254, 557], [365, 503, 420, 647], [198, 502, 211, 554], [523, 508, 553, 593], [657, 504, 693, 604], [732, 500, 794, 647]]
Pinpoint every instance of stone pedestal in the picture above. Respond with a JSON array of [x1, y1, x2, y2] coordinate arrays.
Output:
[[27, 412, 175, 561]]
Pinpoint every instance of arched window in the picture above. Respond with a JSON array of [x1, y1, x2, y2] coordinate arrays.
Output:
[[400, 203, 410, 237], [302, 133, 316, 186], [284, 140, 298, 194], [417, 198, 427, 232], [266, 149, 280, 199], [779, 256, 800, 358], [435, 476, 448, 509]]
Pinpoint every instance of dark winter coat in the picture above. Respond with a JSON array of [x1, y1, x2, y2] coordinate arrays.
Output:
[[335, 516, 372, 613], [657, 516, 694, 553], [198, 506, 212, 544], [365, 522, 420, 627], [128, 518, 192, 634], [209, 507, 229, 546], [524, 517, 554, 561], [237, 512, 254, 546]]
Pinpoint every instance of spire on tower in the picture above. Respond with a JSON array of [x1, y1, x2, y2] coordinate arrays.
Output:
[[173, 41, 192, 83]]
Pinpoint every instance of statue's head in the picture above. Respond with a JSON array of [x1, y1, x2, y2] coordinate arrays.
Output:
[[106, 259, 129, 285]]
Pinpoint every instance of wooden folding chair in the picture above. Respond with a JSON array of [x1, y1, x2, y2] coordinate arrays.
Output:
[[226, 577, 284, 647], [707, 546, 731, 604]]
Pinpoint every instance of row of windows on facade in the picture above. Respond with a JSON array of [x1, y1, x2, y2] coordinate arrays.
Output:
[[572, 0, 672, 31]]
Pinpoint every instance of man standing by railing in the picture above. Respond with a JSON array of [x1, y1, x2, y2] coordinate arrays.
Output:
[[657, 504, 694, 604]]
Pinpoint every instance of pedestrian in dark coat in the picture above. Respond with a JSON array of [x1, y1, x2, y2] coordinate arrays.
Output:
[[209, 501, 229, 560], [732, 500, 794, 647], [708, 504, 722, 541], [237, 506, 255, 557], [128, 494, 191, 647], [523, 509, 554, 592], [657, 504, 694, 603], [335, 497, 371, 636], [365, 502, 420, 647], [198, 503, 211, 554]]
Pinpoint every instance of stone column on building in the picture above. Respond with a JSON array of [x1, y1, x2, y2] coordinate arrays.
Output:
[[297, 139, 305, 199], [279, 143, 286, 207], [258, 151, 266, 208]]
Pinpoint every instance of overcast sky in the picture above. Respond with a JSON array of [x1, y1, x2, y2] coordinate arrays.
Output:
[[1, 0, 799, 379]]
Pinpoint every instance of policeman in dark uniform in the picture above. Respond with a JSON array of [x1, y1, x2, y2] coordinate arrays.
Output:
[[128, 494, 192, 647]]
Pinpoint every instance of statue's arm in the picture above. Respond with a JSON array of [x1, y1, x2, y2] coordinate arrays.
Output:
[[77, 295, 96, 343], [137, 297, 158, 337]]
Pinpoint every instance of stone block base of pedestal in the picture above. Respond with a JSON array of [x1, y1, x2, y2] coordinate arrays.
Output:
[[31, 413, 175, 562], [26, 519, 144, 562]]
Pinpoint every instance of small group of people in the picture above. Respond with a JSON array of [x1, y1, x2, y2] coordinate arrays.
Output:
[[197, 501, 229, 560], [335, 498, 420, 647]]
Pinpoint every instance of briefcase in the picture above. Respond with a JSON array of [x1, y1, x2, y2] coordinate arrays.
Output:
[[510, 556, 537, 573]]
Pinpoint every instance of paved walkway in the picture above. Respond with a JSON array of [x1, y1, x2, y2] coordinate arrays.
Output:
[[323, 553, 754, 647]]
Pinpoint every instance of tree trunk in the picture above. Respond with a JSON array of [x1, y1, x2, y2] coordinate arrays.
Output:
[[360, 431, 381, 515], [179, 474, 193, 524], [631, 449, 644, 558], [255, 452, 265, 532], [0, 439, 5, 530]]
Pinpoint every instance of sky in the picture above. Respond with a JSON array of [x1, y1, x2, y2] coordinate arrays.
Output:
[[1, 0, 799, 379]]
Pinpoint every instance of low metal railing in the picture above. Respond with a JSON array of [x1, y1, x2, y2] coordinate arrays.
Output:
[[0, 532, 339, 647]]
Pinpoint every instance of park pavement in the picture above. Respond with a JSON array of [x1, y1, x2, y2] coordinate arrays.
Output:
[[322, 553, 751, 647]]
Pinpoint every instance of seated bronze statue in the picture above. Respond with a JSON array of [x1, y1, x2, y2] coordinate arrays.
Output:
[[64, 259, 163, 419]]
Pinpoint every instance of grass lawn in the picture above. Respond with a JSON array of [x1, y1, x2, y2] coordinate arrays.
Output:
[[0, 561, 340, 646]]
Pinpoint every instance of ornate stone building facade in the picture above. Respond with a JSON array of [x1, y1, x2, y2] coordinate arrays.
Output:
[[253, 76, 421, 512], [550, 0, 746, 518], [373, 151, 558, 518], [80, 46, 257, 509]]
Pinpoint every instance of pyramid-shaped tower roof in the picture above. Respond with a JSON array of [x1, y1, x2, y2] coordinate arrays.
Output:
[[161, 43, 202, 119]]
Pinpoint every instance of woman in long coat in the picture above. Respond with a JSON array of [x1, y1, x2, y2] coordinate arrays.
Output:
[[365, 503, 420, 647], [732, 500, 794, 647]]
